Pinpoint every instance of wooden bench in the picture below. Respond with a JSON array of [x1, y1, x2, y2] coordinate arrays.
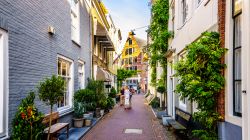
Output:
[[168, 108, 191, 131], [42, 112, 69, 139]]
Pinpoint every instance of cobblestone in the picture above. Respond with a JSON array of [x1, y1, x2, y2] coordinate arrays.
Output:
[[82, 94, 168, 140]]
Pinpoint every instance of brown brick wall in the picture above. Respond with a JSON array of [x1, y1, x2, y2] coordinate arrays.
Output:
[[217, 0, 226, 120]]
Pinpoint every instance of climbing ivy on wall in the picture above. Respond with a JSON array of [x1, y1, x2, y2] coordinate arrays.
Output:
[[174, 32, 227, 140], [148, 0, 171, 87]]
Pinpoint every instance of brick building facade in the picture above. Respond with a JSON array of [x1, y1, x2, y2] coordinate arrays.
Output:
[[0, 0, 92, 138]]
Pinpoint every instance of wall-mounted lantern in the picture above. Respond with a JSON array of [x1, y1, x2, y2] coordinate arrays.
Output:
[[48, 26, 55, 35]]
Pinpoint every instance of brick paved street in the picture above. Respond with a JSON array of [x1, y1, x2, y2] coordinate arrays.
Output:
[[82, 94, 167, 140]]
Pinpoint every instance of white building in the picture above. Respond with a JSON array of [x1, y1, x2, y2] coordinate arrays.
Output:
[[167, 0, 218, 119]]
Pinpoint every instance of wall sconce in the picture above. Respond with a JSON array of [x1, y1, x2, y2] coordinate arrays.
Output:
[[48, 26, 55, 35]]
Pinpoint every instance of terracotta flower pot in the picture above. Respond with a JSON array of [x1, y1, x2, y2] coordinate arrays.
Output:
[[85, 119, 92, 126]]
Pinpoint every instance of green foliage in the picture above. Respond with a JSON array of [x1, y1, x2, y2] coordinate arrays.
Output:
[[37, 75, 65, 140], [109, 87, 117, 98], [117, 69, 137, 89], [73, 89, 96, 117], [12, 92, 45, 140], [98, 93, 107, 109], [38, 75, 65, 107], [157, 86, 166, 93], [74, 89, 96, 103], [173, 32, 227, 139], [117, 69, 137, 81], [148, 0, 170, 87], [106, 97, 115, 109], [149, 97, 160, 108], [73, 101, 84, 118], [85, 79, 109, 110], [86, 80, 104, 96]]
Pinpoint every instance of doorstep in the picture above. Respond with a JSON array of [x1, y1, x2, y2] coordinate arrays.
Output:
[[58, 117, 101, 140]]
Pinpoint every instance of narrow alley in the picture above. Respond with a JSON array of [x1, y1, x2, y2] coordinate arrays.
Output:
[[82, 95, 167, 140]]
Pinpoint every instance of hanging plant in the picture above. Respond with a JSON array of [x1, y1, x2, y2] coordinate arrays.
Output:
[[174, 32, 227, 139], [148, 0, 170, 87]]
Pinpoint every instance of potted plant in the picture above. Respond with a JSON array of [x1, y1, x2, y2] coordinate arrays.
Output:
[[73, 101, 84, 127], [109, 87, 117, 104], [106, 97, 115, 110], [38, 75, 64, 140], [86, 80, 105, 117], [11, 92, 45, 140], [73, 103, 84, 127], [98, 94, 107, 116]]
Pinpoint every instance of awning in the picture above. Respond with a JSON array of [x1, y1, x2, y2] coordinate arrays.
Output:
[[96, 67, 112, 82]]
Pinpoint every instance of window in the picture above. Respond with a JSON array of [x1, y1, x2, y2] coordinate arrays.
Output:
[[57, 56, 73, 110], [129, 57, 133, 65], [78, 61, 85, 89], [129, 39, 132, 45], [129, 48, 133, 55], [134, 66, 137, 71], [134, 57, 137, 64], [233, 0, 242, 116], [71, 12, 78, 42], [181, 0, 187, 24], [0, 29, 8, 138], [125, 49, 128, 55], [68, 0, 79, 43], [125, 58, 128, 65]]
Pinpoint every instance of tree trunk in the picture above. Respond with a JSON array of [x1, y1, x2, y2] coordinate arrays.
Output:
[[47, 106, 53, 140]]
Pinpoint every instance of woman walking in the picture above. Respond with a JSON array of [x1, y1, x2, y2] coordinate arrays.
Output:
[[124, 86, 131, 109]]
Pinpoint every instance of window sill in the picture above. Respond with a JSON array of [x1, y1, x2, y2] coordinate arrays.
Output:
[[57, 106, 73, 117], [72, 39, 81, 48], [0, 135, 9, 140]]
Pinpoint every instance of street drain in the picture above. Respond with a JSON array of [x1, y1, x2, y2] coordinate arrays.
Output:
[[124, 129, 143, 134]]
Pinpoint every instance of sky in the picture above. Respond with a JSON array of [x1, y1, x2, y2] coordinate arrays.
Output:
[[102, 0, 151, 52]]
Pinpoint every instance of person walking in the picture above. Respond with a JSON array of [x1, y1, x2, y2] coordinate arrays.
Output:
[[120, 87, 125, 106], [124, 86, 131, 109]]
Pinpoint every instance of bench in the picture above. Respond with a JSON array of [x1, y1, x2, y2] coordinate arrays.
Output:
[[168, 108, 191, 131], [42, 112, 69, 139]]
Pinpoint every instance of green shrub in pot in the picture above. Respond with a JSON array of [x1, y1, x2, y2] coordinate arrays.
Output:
[[109, 87, 117, 98]]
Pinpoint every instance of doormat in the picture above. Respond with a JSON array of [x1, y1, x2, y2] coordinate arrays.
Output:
[[124, 129, 143, 134]]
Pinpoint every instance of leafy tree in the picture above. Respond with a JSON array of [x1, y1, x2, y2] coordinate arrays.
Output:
[[37, 75, 65, 140], [174, 32, 227, 139], [117, 69, 137, 89], [86, 80, 106, 110], [148, 0, 170, 86]]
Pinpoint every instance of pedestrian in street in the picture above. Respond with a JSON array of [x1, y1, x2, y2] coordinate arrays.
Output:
[[124, 86, 131, 109], [120, 87, 125, 106]]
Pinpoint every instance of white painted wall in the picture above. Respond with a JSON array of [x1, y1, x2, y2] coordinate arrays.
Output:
[[168, 0, 218, 113]]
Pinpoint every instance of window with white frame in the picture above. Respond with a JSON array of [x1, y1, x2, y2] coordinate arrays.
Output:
[[78, 61, 85, 89], [68, 0, 79, 44], [181, 0, 187, 24], [233, 0, 242, 117], [71, 12, 78, 42], [57, 56, 73, 110], [0, 29, 8, 138]]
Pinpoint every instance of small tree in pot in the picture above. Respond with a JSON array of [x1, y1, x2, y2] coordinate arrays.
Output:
[[73, 101, 84, 127], [38, 75, 64, 140]]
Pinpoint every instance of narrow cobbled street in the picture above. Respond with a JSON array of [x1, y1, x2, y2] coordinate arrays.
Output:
[[82, 94, 167, 140]]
